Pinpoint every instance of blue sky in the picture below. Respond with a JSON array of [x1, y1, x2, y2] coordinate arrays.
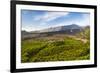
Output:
[[21, 10, 90, 31]]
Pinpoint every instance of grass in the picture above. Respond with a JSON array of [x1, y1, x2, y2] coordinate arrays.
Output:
[[21, 35, 90, 63]]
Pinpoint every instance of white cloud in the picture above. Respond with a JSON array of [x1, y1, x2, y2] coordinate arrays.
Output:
[[33, 12, 69, 22], [43, 12, 69, 22]]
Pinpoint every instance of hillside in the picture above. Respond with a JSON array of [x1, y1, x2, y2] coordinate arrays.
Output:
[[21, 25, 90, 63], [38, 24, 82, 33], [77, 26, 90, 40]]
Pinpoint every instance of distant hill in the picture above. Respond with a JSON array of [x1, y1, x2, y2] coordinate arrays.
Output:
[[35, 24, 82, 35], [39, 24, 82, 33], [21, 24, 90, 39], [21, 30, 29, 35]]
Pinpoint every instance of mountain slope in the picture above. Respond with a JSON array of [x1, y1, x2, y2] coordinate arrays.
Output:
[[39, 24, 82, 33]]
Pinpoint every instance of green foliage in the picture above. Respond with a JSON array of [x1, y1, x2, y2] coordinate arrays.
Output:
[[21, 35, 90, 63]]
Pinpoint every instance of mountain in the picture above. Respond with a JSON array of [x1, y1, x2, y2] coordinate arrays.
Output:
[[21, 24, 84, 39], [38, 24, 82, 34], [62, 24, 82, 30]]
